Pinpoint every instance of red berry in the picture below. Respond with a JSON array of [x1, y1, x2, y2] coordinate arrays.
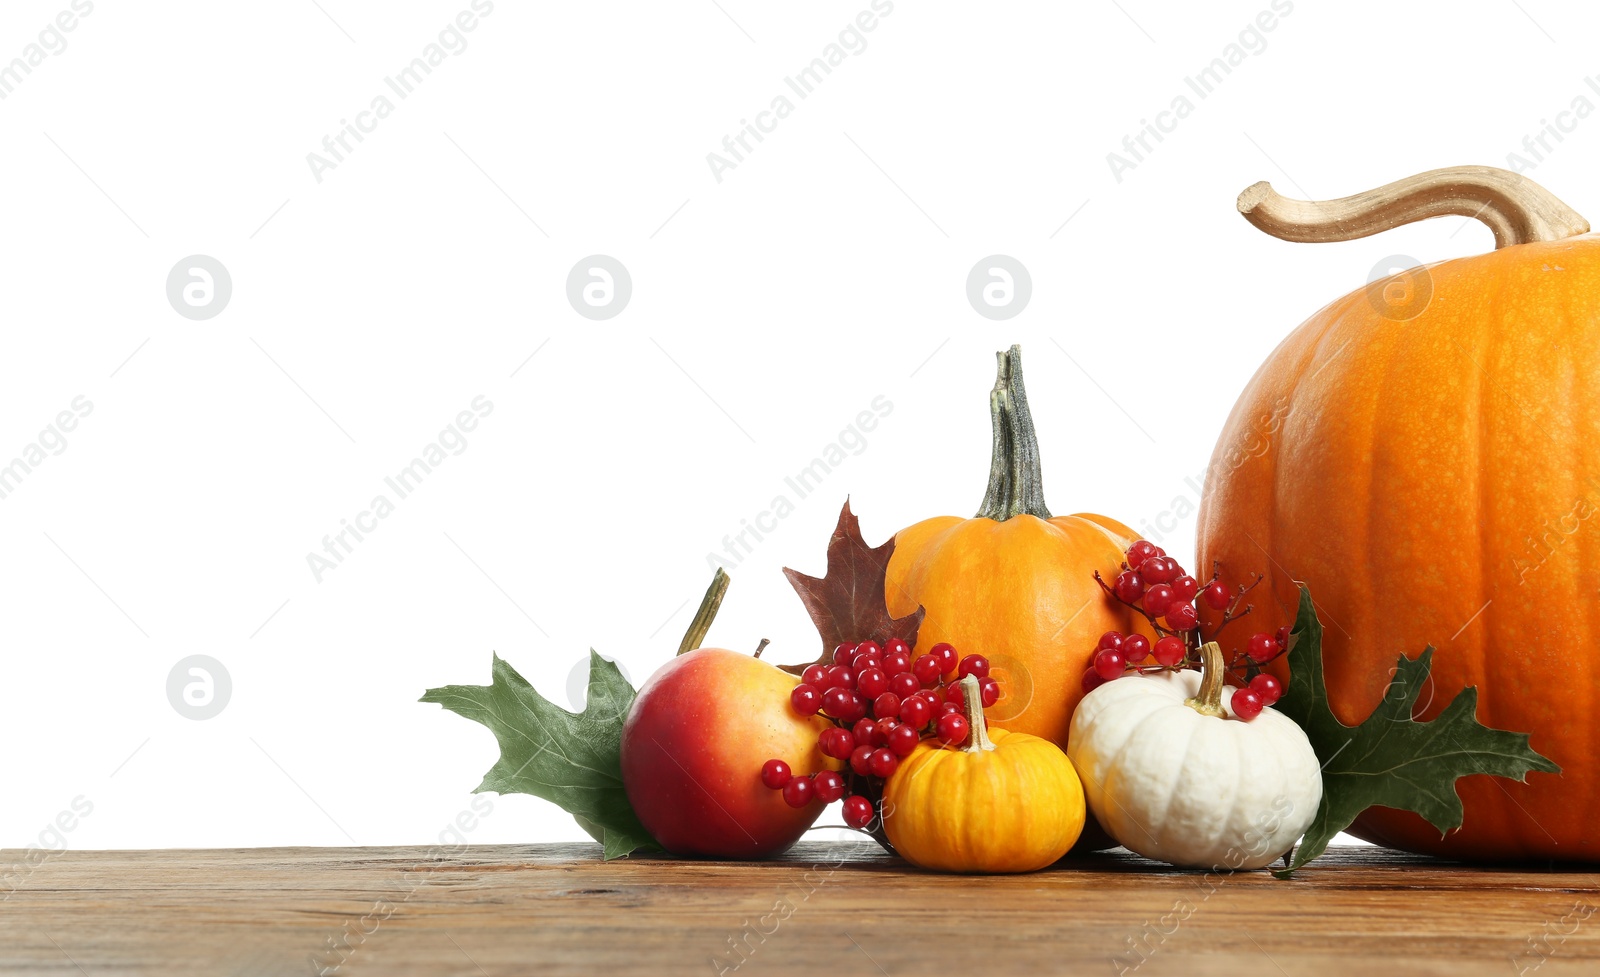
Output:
[[1096, 630, 1124, 652], [914, 688, 942, 707], [1247, 632, 1278, 663], [939, 701, 961, 715], [928, 642, 958, 671], [1165, 603, 1198, 631], [790, 684, 822, 716], [842, 692, 869, 724], [1126, 540, 1159, 566], [760, 759, 791, 790], [882, 651, 912, 676], [887, 723, 920, 757], [956, 654, 990, 680], [877, 717, 900, 739], [819, 727, 854, 760], [1122, 634, 1151, 662], [912, 654, 943, 686], [1152, 635, 1187, 667], [1249, 672, 1284, 706], [899, 696, 931, 730], [853, 655, 882, 673], [1170, 575, 1199, 603], [782, 776, 814, 807], [884, 637, 910, 659], [833, 643, 858, 666], [1201, 581, 1231, 611], [1275, 626, 1292, 649], [1114, 570, 1144, 603], [1081, 668, 1106, 694], [849, 745, 874, 776], [823, 665, 853, 691], [867, 748, 899, 778], [1093, 648, 1126, 681], [945, 683, 967, 706], [979, 677, 1000, 707], [854, 640, 881, 661], [936, 713, 969, 746], [1140, 556, 1178, 584], [855, 667, 888, 699], [1143, 584, 1175, 617], [1231, 687, 1264, 721], [852, 718, 881, 748], [842, 795, 874, 828], [813, 770, 845, 803], [821, 687, 851, 718], [873, 692, 902, 720], [888, 672, 920, 698], [802, 664, 828, 688]]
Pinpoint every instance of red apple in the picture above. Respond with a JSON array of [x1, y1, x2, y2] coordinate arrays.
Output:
[[621, 647, 834, 857]]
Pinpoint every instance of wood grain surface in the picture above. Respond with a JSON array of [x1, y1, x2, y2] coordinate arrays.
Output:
[[2, 842, 1598, 976]]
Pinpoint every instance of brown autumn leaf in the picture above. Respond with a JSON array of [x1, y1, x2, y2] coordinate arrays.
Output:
[[779, 499, 925, 674]]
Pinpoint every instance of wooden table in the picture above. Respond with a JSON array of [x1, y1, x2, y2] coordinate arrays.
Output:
[[2, 842, 1598, 975]]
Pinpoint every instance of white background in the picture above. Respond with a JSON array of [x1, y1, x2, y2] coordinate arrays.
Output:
[[1, 0, 1594, 850]]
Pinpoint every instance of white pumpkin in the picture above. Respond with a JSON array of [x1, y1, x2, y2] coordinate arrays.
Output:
[[1067, 642, 1322, 870]]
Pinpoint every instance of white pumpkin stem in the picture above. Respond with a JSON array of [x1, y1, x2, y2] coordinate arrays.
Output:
[[1237, 165, 1589, 250], [957, 674, 996, 752], [1184, 641, 1228, 718], [676, 568, 729, 656]]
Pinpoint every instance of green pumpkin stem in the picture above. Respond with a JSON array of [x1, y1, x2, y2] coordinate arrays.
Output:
[[975, 345, 1052, 521], [1184, 641, 1229, 718], [958, 674, 997, 753], [676, 568, 729, 656]]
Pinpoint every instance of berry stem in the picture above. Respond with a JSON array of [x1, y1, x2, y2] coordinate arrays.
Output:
[[1094, 570, 1174, 639], [1183, 641, 1228, 718], [1201, 569, 1264, 645], [957, 674, 997, 753], [676, 567, 730, 656], [975, 345, 1052, 522]]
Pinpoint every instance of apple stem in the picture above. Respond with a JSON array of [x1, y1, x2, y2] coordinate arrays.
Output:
[[676, 568, 730, 657], [754, 638, 770, 659]]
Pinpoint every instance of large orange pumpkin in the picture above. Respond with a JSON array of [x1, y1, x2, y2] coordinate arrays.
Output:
[[886, 346, 1146, 751], [1197, 166, 1597, 860]]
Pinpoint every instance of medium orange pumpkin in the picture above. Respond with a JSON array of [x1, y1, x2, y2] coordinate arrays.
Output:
[[1197, 166, 1597, 860], [885, 346, 1146, 751]]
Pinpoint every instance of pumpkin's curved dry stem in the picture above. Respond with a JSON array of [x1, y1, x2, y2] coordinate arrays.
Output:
[[976, 345, 1052, 521], [957, 673, 997, 753], [676, 567, 729, 656], [1238, 165, 1589, 250], [1184, 641, 1229, 718]]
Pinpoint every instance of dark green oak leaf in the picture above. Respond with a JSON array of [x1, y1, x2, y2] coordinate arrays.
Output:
[[421, 651, 658, 860], [1273, 585, 1559, 876]]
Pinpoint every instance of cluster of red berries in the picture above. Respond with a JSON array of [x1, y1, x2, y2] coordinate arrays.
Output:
[[760, 638, 993, 829], [1087, 540, 1291, 721]]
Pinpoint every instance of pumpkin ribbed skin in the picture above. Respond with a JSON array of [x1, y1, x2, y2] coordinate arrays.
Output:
[[1196, 236, 1600, 860], [1068, 667, 1321, 869], [886, 513, 1144, 750], [883, 728, 1084, 873]]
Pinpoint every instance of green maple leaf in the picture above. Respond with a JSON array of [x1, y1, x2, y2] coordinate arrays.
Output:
[[421, 652, 659, 860], [1273, 585, 1559, 877]]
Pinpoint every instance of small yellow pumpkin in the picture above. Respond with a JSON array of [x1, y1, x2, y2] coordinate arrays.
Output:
[[883, 675, 1085, 873]]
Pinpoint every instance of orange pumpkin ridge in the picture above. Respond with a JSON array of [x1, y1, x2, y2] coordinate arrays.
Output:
[[886, 346, 1148, 751], [1199, 166, 1598, 860]]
